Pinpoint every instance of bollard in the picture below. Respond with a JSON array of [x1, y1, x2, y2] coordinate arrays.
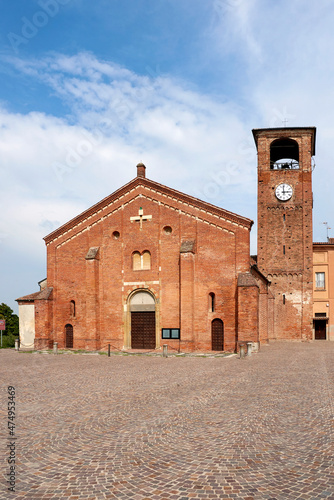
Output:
[[53, 342, 58, 354], [252, 341, 260, 353], [108, 344, 111, 357], [163, 344, 168, 358], [239, 344, 246, 359], [15, 339, 19, 351], [246, 342, 252, 356]]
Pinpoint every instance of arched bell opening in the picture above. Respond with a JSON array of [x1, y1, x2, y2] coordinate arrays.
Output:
[[270, 138, 299, 170]]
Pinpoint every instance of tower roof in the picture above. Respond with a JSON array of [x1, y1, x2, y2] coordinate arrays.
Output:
[[252, 127, 316, 155]]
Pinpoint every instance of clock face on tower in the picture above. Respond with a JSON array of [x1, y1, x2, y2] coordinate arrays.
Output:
[[275, 183, 293, 201]]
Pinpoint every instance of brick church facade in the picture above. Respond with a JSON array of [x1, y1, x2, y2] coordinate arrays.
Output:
[[17, 126, 321, 351]]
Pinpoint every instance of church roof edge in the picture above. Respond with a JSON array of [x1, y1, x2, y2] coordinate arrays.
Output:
[[250, 263, 271, 285], [313, 241, 334, 246]]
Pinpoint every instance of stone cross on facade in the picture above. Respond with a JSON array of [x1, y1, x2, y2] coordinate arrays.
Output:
[[130, 207, 152, 229]]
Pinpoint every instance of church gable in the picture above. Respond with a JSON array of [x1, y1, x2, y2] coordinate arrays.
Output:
[[44, 164, 252, 249]]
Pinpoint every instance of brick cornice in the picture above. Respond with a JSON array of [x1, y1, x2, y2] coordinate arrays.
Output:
[[313, 242, 334, 248]]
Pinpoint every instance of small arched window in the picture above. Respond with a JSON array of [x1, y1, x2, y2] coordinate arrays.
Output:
[[142, 250, 151, 270], [132, 251, 151, 270], [70, 300, 76, 318], [209, 293, 215, 312], [132, 251, 141, 270]]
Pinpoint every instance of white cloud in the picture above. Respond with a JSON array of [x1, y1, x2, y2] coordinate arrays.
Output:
[[3, 51, 255, 193], [1, 51, 259, 309]]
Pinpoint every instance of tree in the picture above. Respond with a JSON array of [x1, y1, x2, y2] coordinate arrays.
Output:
[[0, 303, 19, 348]]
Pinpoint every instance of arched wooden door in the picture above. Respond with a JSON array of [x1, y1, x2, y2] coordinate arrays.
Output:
[[130, 291, 156, 349], [211, 319, 224, 351], [65, 324, 73, 348]]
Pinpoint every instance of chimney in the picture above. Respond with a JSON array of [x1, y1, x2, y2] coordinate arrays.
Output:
[[136, 162, 146, 178]]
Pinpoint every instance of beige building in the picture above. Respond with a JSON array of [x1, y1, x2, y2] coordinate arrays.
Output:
[[313, 239, 334, 341]]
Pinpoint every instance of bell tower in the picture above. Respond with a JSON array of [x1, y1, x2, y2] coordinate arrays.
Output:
[[253, 127, 316, 341]]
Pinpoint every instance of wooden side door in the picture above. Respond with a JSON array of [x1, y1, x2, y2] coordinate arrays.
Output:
[[65, 324, 73, 348], [314, 320, 327, 340], [211, 319, 224, 351]]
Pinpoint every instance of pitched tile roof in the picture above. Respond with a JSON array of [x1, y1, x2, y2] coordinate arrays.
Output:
[[16, 287, 53, 302]]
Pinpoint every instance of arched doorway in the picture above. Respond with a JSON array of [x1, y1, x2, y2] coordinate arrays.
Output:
[[211, 319, 224, 351], [65, 324, 73, 348], [130, 291, 156, 349]]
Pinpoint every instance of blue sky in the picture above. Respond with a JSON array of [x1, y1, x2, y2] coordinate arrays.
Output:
[[1, 0, 334, 312]]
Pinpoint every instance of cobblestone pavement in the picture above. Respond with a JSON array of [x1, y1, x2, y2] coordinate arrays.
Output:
[[0, 342, 333, 499]]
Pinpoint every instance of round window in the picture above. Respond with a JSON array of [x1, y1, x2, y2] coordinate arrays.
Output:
[[163, 226, 172, 234], [112, 231, 120, 239]]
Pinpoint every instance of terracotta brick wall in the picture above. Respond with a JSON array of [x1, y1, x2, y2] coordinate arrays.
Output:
[[237, 279, 259, 344], [34, 296, 53, 349]]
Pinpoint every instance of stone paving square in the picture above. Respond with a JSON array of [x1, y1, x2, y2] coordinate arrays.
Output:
[[0, 342, 333, 499]]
